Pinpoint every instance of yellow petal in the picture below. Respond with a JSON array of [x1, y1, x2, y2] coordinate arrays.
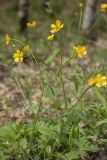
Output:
[[50, 29, 56, 33], [88, 78, 95, 86], [56, 20, 61, 26], [51, 24, 56, 29], [6, 34, 10, 45], [32, 21, 36, 26], [47, 34, 54, 40], [23, 45, 30, 51], [60, 24, 64, 28], [20, 57, 23, 62], [27, 21, 36, 28], [14, 58, 19, 62], [102, 82, 107, 86], [96, 83, 101, 88]]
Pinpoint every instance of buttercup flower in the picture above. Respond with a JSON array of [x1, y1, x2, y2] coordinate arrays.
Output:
[[27, 21, 36, 29], [88, 74, 107, 88], [95, 74, 107, 88], [88, 78, 95, 86], [101, 3, 107, 12], [50, 20, 64, 33], [13, 49, 24, 62], [47, 34, 54, 40], [6, 34, 10, 45], [73, 45, 87, 58], [23, 45, 31, 52], [79, 2, 84, 8]]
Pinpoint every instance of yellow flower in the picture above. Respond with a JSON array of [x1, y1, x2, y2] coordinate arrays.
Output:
[[88, 74, 107, 88], [6, 34, 10, 45], [73, 45, 87, 58], [13, 49, 24, 63], [95, 74, 107, 88], [79, 2, 84, 8], [50, 20, 64, 33], [23, 45, 31, 52], [88, 78, 95, 86], [101, 3, 107, 12], [27, 21, 36, 29], [47, 34, 54, 40]]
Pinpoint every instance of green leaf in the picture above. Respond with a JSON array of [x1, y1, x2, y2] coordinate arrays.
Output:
[[64, 151, 80, 160], [45, 145, 51, 154], [45, 48, 60, 64], [43, 85, 54, 98], [96, 119, 107, 127], [19, 138, 27, 150], [51, 99, 62, 109], [94, 88, 107, 110]]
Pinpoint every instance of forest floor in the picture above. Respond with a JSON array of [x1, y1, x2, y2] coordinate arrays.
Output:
[[0, 38, 107, 126]]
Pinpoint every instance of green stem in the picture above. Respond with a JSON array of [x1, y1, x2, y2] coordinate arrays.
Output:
[[34, 86, 44, 124], [32, 85, 44, 138], [30, 50, 38, 64], [79, 9, 83, 32], [40, 61, 60, 77], [71, 85, 93, 108], [60, 51, 68, 109], [60, 76, 67, 109], [15, 76, 27, 106], [57, 56, 74, 74], [11, 38, 25, 46], [86, 15, 101, 35]]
